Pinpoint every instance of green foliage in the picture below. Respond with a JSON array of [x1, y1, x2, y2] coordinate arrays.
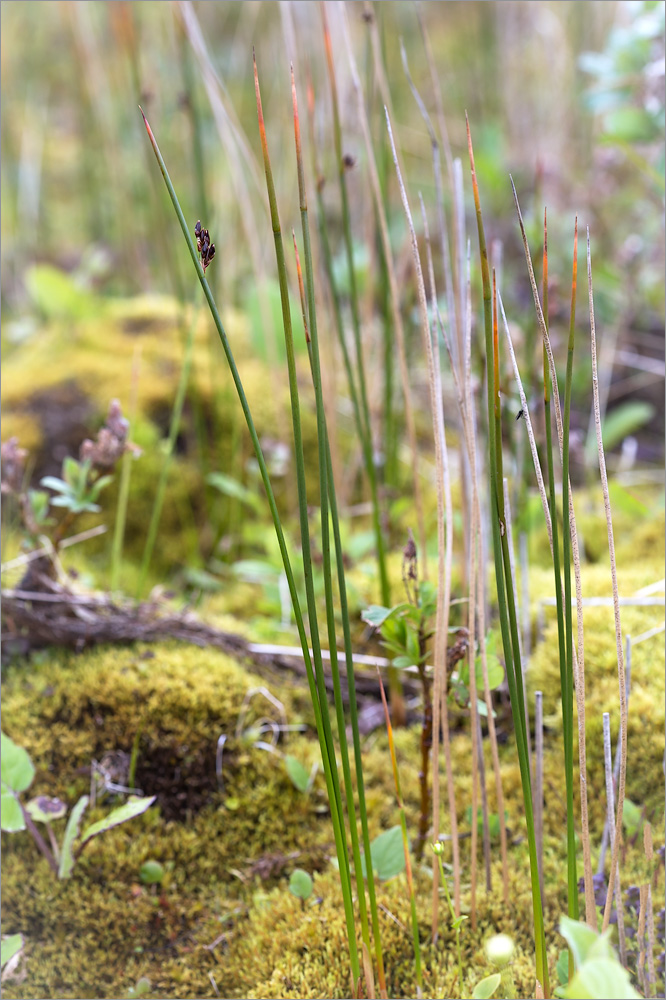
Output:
[[472, 973, 501, 999], [361, 580, 437, 670], [41, 456, 113, 515], [0, 934, 24, 971], [558, 915, 641, 999], [24, 264, 96, 322], [125, 976, 152, 999], [288, 869, 314, 902], [360, 826, 405, 882], [1, 732, 36, 796], [284, 755, 311, 794], [600, 401, 656, 453], [1, 730, 155, 879], [25, 796, 67, 823], [621, 798, 644, 839], [58, 795, 90, 879], [207, 471, 263, 514], [580, 1, 665, 150], [139, 860, 165, 885]]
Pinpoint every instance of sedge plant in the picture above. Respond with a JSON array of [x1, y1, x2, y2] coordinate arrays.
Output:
[[140, 49, 389, 993], [467, 117, 549, 998]]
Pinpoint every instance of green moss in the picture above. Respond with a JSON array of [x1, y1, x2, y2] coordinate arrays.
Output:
[[2, 546, 664, 998], [2, 295, 334, 582]]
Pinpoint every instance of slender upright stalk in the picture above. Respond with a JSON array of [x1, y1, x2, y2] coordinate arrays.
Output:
[[136, 311, 196, 599], [419, 196, 460, 933], [339, 2, 428, 583], [377, 672, 423, 998], [561, 220, 580, 926], [253, 61, 362, 993], [141, 102, 360, 994], [111, 345, 140, 593], [467, 117, 549, 998], [321, 3, 390, 606], [588, 230, 627, 934], [291, 69, 386, 997]]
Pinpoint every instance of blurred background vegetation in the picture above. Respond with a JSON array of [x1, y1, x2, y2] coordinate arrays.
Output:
[[2, 0, 664, 599]]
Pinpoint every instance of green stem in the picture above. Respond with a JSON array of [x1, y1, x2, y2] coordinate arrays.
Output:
[[136, 308, 197, 600], [252, 69, 361, 989], [321, 6, 390, 609], [561, 221, 580, 927], [467, 117, 549, 998], [141, 103, 359, 990]]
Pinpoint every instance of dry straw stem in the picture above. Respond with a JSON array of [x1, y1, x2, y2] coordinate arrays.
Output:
[[400, 38, 458, 391], [589, 230, 627, 933], [339, 1, 428, 577], [414, 3, 461, 362], [419, 186, 457, 938], [498, 265, 594, 927], [386, 97, 458, 930], [462, 250, 509, 905], [177, 1, 284, 382], [602, 713, 627, 966]]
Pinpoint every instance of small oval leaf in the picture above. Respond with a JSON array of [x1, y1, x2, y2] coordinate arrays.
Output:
[[473, 973, 502, 999], [288, 868, 313, 901]]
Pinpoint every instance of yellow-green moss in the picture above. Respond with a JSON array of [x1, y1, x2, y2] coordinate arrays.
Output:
[[2, 549, 664, 998]]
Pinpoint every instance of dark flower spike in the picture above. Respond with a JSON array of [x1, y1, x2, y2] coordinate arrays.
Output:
[[193, 219, 215, 273]]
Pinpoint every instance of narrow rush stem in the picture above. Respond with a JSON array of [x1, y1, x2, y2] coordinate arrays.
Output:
[[468, 117, 548, 997], [503, 476, 530, 771], [291, 68, 385, 997], [562, 219, 580, 925], [339, 2, 428, 582], [140, 102, 359, 991], [419, 194, 459, 933], [317, 15, 390, 611], [253, 62, 360, 989], [137, 310, 196, 599], [588, 230, 627, 934], [386, 103, 451, 918], [377, 672, 423, 997], [465, 257, 509, 905], [535, 691, 544, 902]]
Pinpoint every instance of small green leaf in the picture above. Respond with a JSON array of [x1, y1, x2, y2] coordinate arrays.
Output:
[[361, 826, 406, 881], [207, 472, 262, 513], [392, 655, 416, 669], [600, 401, 655, 452], [557, 948, 570, 986], [622, 798, 643, 837], [288, 868, 313, 901], [472, 973, 501, 999], [285, 755, 310, 793], [559, 915, 605, 970], [361, 605, 394, 628], [565, 958, 641, 999], [1, 788, 24, 833], [26, 796, 67, 823], [25, 264, 94, 320], [139, 860, 165, 885], [58, 795, 89, 879], [1, 933, 24, 970], [79, 795, 156, 850], [1, 732, 35, 793], [125, 976, 152, 999]]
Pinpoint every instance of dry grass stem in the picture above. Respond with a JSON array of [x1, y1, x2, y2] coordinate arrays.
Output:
[[340, 2, 427, 575], [590, 233, 627, 933]]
